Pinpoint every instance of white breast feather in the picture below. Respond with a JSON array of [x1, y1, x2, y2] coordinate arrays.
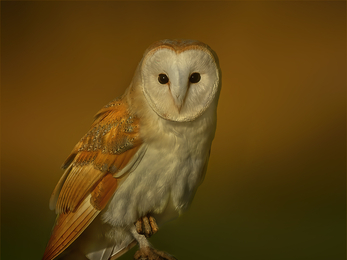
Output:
[[101, 87, 217, 234]]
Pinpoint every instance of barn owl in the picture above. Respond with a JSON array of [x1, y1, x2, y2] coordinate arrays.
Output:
[[42, 39, 221, 260]]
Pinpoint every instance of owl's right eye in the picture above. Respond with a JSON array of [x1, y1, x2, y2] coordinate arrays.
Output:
[[158, 74, 169, 84]]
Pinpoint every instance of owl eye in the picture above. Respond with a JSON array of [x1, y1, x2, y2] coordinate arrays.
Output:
[[189, 73, 201, 83], [158, 74, 169, 84]]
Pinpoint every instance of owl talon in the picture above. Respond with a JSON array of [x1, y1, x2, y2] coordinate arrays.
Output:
[[135, 214, 159, 238], [142, 216, 152, 237], [135, 218, 143, 234], [134, 246, 177, 260], [148, 215, 158, 234]]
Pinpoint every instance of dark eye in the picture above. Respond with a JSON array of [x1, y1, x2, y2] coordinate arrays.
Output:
[[189, 73, 201, 83], [158, 74, 169, 84]]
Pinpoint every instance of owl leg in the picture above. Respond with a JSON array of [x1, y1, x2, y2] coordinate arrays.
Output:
[[130, 225, 177, 260], [135, 214, 159, 238]]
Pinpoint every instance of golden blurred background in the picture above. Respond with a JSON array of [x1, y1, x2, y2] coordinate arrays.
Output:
[[1, 1, 345, 260]]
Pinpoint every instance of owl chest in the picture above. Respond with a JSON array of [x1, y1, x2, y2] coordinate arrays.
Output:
[[146, 136, 206, 185], [142, 123, 212, 199], [103, 116, 214, 226], [149, 121, 210, 168], [128, 136, 207, 223]]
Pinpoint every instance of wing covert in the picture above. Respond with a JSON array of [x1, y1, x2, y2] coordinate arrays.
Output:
[[52, 96, 142, 214], [43, 96, 144, 260]]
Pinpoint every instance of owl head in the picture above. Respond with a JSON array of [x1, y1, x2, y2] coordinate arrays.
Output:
[[130, 39, 221, 122]]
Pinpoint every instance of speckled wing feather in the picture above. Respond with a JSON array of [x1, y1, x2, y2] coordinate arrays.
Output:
[[42, 96, 143, 260]]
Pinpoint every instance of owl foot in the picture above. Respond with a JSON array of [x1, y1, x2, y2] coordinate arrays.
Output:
[[135, 214, 159, 238], [134, 246, 177, 260]]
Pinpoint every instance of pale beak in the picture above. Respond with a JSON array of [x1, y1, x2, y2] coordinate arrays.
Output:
[[170, 81, 188, 113]]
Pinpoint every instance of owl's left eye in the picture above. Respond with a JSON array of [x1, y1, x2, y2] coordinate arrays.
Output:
[[158, 74, 169, 84], [189, 73, 201, 83]]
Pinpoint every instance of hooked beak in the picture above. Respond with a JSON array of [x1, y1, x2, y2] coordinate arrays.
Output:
[[170, 82, 188, 113]]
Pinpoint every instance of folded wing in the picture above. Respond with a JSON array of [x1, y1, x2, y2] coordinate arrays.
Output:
[[43, 96, 144, 260]]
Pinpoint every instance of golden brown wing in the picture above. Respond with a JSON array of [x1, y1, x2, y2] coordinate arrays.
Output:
[[54, 96, 142, 214], [42, 174, 119, 260], [43, 96, 143, 260], [42, 194, 101, 260]]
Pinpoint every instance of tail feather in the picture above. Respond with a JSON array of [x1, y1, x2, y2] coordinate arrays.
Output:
[[110, 239, 137, 260], [73, 214, 137, 260], [85, 244, 114, 260]]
